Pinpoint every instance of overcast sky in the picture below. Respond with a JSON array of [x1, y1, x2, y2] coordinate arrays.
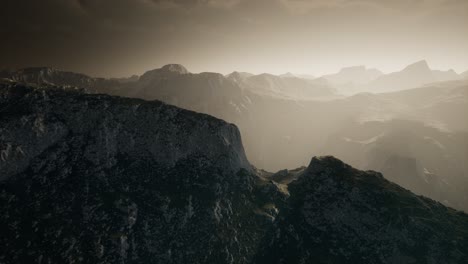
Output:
[[2, 0, 468, 77]]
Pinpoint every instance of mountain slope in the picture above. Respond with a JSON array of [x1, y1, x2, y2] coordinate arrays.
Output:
[[255, 156, 468, 264], [0, 81, 273, 264], [1, 82, 468, 263], [3, 67, 468, 213]]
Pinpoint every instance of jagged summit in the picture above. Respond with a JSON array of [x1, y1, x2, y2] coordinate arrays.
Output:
[[226, 71, 253, 83], [301, 156, 387, 186], [403, 60, 431, 72], [160, 63, 189, 74], [305, 156, 348, 173], [138, 64, 190, 83]]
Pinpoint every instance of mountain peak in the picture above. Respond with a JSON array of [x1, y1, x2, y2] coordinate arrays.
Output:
[[305, 156, 349, 175], [139, 64, 190, 83], [403, 60, 431, 72], [280, 72, 296, 78], [160, 64, 189, 74]]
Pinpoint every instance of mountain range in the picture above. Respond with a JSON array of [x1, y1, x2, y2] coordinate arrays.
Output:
[[323, 65, 383, 85], [1, 63, 468, 213], [227, 72, 335, 99], [366, 60, 461, 93]]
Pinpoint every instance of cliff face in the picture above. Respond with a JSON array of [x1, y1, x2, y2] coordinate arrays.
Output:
[[1, 81, 468, 264], [0, 81, 250, 178], [0, 81, 270, 264]]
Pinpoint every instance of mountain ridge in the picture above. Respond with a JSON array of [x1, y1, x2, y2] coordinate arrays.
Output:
[[1, 82, 468, 264]]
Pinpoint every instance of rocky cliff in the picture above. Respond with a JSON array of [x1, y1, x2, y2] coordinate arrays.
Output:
[[0, 81, 274, 264], [1, 81, 468, 264]]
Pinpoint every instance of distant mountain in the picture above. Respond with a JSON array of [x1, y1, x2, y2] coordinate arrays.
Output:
[[127, 65, 251, 123], [322, 65, 383, 85], [237, 73, 336, 99], [0, 67, 122, 94], [2, 83, 467, 263], [367, 60, 460, 92], [110, 74, 139, 83], [226, 71, 254, 84], [138, 64, 189, 84], [279, 72, 296, 78]]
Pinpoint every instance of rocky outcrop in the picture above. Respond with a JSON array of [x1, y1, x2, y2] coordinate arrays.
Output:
[[0, 81, 250, 179], [0, 81, 271, 264], [255, 156, 468, 263]]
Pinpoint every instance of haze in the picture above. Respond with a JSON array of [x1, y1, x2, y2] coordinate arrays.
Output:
[[2, 0, 468, 77], [2, 0, 468, 213]]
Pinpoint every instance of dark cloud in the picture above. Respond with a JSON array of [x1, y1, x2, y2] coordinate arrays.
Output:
[[1, 0, 467, 76]]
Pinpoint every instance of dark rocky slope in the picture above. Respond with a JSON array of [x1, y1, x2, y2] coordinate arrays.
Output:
[[0, 81, 279, 263], [256, 157, 468, 263], [1, 81, 468, 263]]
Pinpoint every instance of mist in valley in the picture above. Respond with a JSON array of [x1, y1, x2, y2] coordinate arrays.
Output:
[[3, 61, 468, 212]]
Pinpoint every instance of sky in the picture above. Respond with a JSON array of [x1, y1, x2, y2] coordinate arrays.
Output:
[[1, 0, 468, 77]]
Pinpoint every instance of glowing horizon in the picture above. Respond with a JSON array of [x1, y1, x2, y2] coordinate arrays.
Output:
[[2, 0, 468, 78]]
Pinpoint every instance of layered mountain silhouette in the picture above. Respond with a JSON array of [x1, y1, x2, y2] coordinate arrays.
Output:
[[323, 65, 383, 85], [0, 67, 120, 94], [225, 71, 254, 84], [322, 120, 468, 211], [228, 72, 336, 99], [1, 81, 467, 263], [2, 64, 468, 213], [366, 60, 461, 92]]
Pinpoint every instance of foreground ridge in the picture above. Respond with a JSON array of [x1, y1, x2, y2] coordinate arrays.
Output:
[[1, 82, 467, 264], [256, 156, 468, 263]]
